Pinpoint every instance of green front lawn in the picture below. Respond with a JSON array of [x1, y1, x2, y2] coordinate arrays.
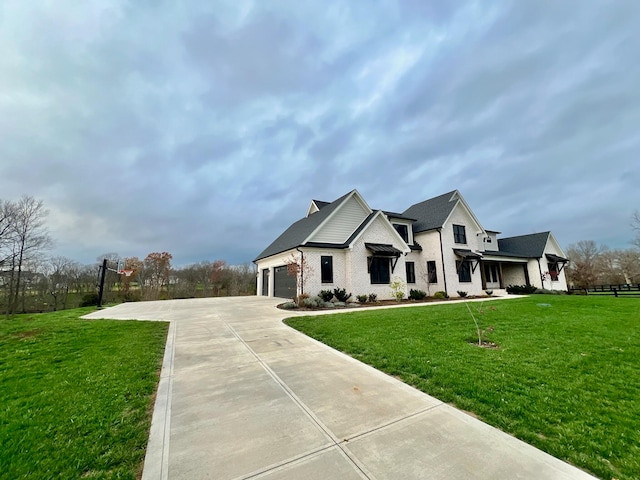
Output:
[[0, 308, 168, 479], [285, 295, 640, 480]]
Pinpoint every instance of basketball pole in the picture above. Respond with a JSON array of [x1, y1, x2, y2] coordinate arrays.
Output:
[[97, 258, 108, 308]]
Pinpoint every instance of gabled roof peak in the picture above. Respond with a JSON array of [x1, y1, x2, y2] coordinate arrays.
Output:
[[403, 189, 464, 233]]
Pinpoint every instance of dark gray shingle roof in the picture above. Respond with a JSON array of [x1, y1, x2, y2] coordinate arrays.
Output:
[[253, 191, 353, 262], [497, 232, 550, 258], [383, 211, 417, 221], [402, 190, 458, 233]]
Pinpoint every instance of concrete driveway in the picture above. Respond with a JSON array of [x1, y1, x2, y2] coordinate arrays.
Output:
[[83, 296, 595, 480]]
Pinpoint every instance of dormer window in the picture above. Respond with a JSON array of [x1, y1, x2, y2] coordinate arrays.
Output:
[[453, 224, 467, 244], [393, 224, 409, 243]]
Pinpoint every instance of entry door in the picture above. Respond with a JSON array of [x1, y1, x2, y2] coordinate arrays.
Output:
[[484, 264, 501, 288]]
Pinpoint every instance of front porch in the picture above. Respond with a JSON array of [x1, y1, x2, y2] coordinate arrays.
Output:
[[480, 258, 531, 290]]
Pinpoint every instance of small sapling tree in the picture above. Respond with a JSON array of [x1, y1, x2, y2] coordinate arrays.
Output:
[[285, 252, 314, 300]]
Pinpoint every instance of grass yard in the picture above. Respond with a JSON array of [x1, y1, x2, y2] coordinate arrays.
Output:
[[285, 295, 640, 480], [0, 308, 169, 479]]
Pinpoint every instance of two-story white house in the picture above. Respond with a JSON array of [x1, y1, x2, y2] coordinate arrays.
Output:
[[254, 189, 568, 299]]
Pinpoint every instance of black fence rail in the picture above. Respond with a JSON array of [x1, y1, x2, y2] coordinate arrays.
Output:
[[569, 284, 640, 297]]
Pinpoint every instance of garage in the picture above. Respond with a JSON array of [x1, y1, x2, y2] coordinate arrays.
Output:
[[273, 265, 296, 299]]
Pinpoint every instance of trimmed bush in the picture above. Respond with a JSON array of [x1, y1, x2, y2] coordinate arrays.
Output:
[[408, 289, 427, 300], [318, 289, 334, 302], [301, 296, 325, 308], [533, 288, 565, 295], [356, 294, 368, 303], [333, 288, 352, 302], [281, 302, 297, 309], [368, 293, 378, 303], [506, 284, 538, 294], [433, 291, 449, 300]]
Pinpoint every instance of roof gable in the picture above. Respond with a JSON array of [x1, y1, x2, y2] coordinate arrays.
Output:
[[347, 210, 411, 253], [253, 191, 353, 262], [254, 190, 375, 262], [403, 190, 485, 234], [305, 191, 371, 244], [306, 199, 330, 217]]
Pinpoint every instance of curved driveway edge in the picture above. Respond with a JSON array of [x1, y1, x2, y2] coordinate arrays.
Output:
[[83, 296, 595, 480]]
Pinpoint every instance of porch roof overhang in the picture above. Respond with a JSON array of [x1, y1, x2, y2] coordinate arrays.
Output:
[[365, 243, 403, 257], [453, 249, 481, 273], [546, 253, 569, 263], [481, 255, 528, 264], [453, 249, 483, 259]]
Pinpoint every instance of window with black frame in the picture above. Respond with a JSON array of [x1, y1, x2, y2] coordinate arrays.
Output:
[[369, 257, 391, 284], [405, 261, 415, 283], [394, 224, 409, 243], [457, 260, 472, 282], [427, 260, 437, 283], [321, 255, 333, 283], [453, 224, 467, 244], [547, 262, 559, 281]]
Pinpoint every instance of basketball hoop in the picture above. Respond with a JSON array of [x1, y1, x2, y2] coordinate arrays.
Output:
[[118, 269, 134, 277]]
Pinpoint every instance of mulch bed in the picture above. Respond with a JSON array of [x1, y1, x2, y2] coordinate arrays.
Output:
[[278, 295, 496, 311]]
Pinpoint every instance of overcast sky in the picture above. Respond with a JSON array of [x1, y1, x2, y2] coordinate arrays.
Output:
[[1, 1, 639, 267]]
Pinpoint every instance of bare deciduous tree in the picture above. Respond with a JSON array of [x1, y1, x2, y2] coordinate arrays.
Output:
[[7, 196, 52, 314], [565, 240, 604, 288], [141, 252, 172, 300], [285, 252, 314, 297], [632, 211, 640, 249]]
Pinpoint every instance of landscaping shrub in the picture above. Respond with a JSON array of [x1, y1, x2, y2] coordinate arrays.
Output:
[[301, 296, 325, 308], [408, 289, 427, 300], [368, 293, 378, 303], [79, 293, 100, 307], [457, 290, 468, 298], [533, 288, 565, 295], [293, 293, 309, 306], [333, 288, 352, 302], [433, 291, 449, 300], [281, 302, 297, 309], [506, 284, 538, 294], [389, 277, 406, 301], [356, 294, 368, 303], [318, 289, 334, 302], [485, 290, 493, 296]]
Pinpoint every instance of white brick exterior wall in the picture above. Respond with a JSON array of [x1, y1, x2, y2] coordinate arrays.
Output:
[[440, 204, 485, 296], [299, 248, 348, 297], [348, 215, 409, 300], [412, 231, 446, 295]]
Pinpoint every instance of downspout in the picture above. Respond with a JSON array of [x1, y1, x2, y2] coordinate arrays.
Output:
[[296, 247, 304, 295], [438, 229, 448, 296]]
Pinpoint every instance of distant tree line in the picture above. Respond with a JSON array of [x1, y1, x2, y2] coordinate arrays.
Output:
[[565, 212, 640, 288], [1, 195, 256, 315]]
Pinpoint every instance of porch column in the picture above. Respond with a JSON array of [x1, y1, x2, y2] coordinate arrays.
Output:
[[268, 266, 275, 297], [523, 264, 531, 286]]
